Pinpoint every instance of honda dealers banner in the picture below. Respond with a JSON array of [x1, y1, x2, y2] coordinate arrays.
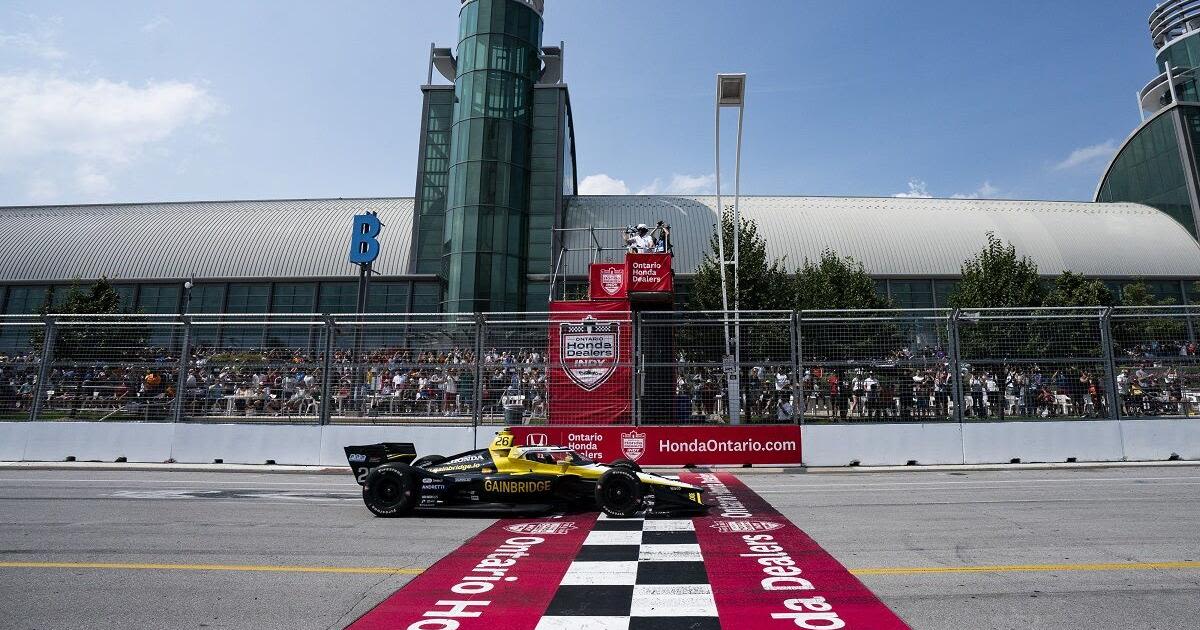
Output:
[[626, 252, 673, 294], [588, 262, 627, 300], [509, 425, 802, 466], [547, 301, 633, 424]]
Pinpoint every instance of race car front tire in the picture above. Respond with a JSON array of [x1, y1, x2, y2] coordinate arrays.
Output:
[[363, 465, 418, 517], [596, 468, 643, 518]]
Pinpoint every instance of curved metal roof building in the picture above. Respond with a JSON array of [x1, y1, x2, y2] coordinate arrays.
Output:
[[1, 195, 1197, 285]]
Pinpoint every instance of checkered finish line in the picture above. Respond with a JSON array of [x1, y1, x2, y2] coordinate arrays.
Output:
[[348, 472, 910, 630], [536, 514, 718, 630]]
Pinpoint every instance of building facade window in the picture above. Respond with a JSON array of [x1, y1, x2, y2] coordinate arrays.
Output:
[[271, 283, 315, 313], [137, 284, 181, 314], [318, 282, 357, 314], [1098, 109, 1197, 237]]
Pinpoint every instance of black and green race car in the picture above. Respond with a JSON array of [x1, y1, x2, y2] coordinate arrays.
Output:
[[345, 428, 707, 518]]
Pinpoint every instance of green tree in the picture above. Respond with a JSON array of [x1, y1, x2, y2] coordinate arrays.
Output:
[[1119, 280, 1176, 306], [948, 232, 1044, 308], [1112, 280, 1185, 353], [688, 213, 792, 312], [793, 249, 890, 311], [1043, 272, 1116, 307]]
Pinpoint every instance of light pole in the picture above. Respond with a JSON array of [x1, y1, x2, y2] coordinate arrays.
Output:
[[715, 72, 746, 424]]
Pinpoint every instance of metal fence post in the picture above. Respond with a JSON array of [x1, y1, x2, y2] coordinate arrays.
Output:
[[948, 309, 965, 423], [791, 310, 803, 424], [632, 311, 641, 426], [30, 317, 55, 422], [319, 315, 335, 425], [472, 313, 485, 436], [1100, 307, 1120, 421], [172, 316, 191, 423]]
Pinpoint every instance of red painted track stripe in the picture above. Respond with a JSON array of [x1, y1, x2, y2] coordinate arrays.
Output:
[[683, 471, 912, 629], [347, 512, 596, 630]]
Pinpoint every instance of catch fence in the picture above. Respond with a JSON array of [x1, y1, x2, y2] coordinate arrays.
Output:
[[0, 307, 1196, 425]]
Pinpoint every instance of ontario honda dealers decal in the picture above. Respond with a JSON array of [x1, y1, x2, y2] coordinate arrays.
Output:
[[547, 301, 633, 423], [559, 316, 620, 391], [509, 425, 802, 465]]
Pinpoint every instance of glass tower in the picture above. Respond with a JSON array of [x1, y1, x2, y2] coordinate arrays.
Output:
[[1097, 0, 1200, 238], [410, 0, 576, 312]]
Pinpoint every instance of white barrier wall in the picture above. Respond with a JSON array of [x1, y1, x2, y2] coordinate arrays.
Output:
[[319, 425, 476, 466], [801, 423, 965, 466], [2, 422, 477, 466], [961, 420, 1126, 464], [1120, 419, 1200, 461], [1, 420, 1197, 466], [21, 422, 176, 463]]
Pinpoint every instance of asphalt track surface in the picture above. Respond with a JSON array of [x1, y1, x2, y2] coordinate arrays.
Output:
[[0, 466, 1196, 629]]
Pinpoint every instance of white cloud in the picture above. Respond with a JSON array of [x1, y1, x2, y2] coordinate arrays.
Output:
[[892, 179, 932, 198], [951, 181, 1000, 199], [141, 15, 171, 33], [636, 173, 717, 195], [1054, 140, 1117, 171], [0, 15, 66, 61], [0, 73, 221, 201], [578, 173, 631, 195]]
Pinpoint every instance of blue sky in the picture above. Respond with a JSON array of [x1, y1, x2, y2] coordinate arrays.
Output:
[[0, 1, 1156, 205]]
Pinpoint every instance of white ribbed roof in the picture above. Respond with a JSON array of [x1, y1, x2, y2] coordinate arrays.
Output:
[[562, 196, 1200, 278], [0, 195, 1196, 284], [0, 198, 414, 282]]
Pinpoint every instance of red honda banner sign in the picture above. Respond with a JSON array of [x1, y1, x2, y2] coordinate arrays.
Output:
[[509, 424, 802, 465], [626, 252, 673, 294], [588, 262, 628, 300], [547, 301, 633, 424]]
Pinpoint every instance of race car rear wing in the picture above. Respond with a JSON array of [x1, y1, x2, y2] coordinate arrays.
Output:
[[344, 443, 417, 486]]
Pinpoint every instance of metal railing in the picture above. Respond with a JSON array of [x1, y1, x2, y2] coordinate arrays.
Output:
[[0, 307, 1196, 425]]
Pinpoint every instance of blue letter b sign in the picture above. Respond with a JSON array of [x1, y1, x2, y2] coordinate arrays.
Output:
[[349, 212, 382, 264]]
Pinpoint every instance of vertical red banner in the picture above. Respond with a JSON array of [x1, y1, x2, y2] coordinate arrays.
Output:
[[547, 300, 633, 424], [588, 262, 628, 300], [626, 252, 674, 294]]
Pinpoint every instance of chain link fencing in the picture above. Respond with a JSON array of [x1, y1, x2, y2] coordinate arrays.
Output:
[[4, 307, 1197, 425]]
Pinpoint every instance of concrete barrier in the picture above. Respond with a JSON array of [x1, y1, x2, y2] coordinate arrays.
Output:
[[801, 422, 965, 466], [171, 423, 322, 465], [1120, 418, 1200, 461], [961, 420, 1125, 464], [319, 425, 476, 466], [0, 422, 31, 461], [21, 421, 175, 462], [1, 419, 1196, 466]]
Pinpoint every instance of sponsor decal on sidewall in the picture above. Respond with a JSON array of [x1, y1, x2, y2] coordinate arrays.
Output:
[[510, 425, 801, 465]]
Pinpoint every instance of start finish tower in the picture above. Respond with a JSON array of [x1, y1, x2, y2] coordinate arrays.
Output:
[[409, 0, 578, 312]]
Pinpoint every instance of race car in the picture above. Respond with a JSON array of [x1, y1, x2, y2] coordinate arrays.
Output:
[[344, 428, 706, 518]]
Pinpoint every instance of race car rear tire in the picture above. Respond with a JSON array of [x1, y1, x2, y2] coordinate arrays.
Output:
[[363, 465, 418, 517], [411, 454, 446, 468], [609, 458, 642, 473], [596, 468, 643, 518]]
